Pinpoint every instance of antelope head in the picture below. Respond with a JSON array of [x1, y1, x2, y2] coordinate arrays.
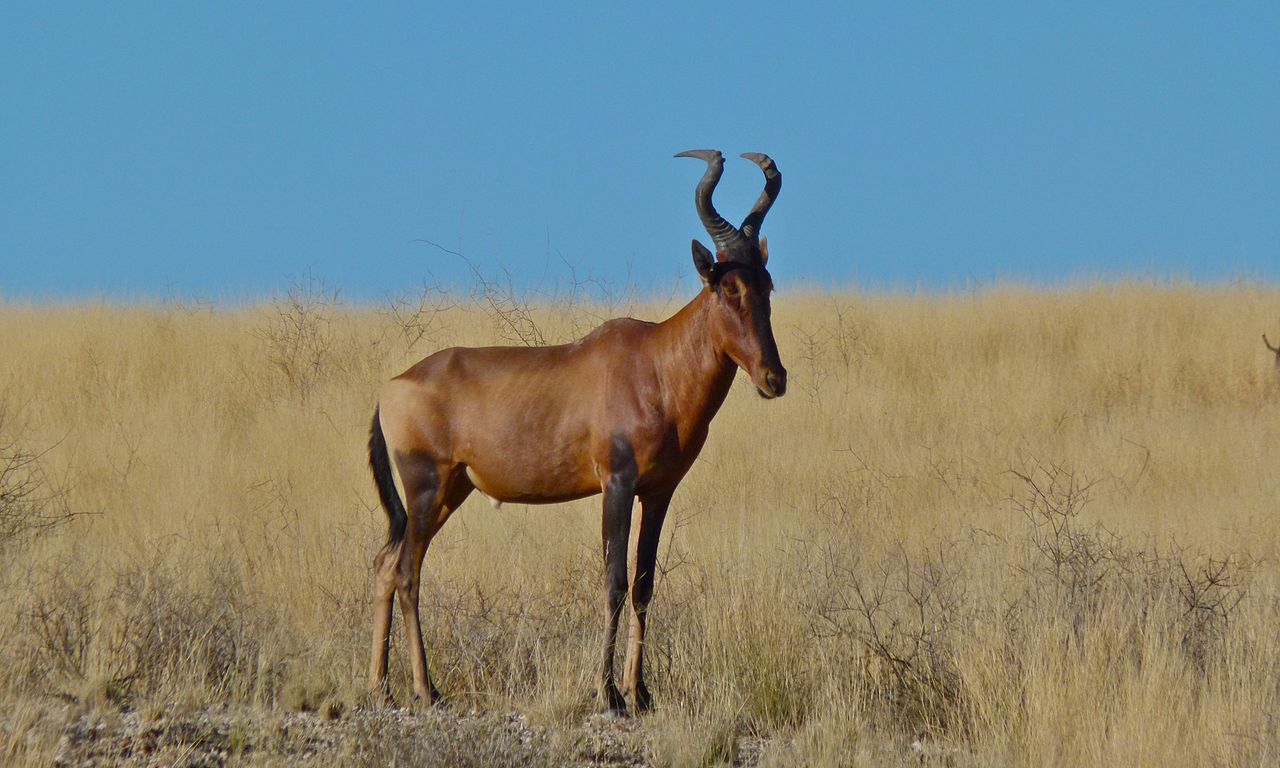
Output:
[[678, 149, 787, 399], [1265, 334, 1280, 370]]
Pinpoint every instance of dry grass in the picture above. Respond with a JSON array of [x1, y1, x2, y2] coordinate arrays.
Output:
[[2, 279, 1280, 766]]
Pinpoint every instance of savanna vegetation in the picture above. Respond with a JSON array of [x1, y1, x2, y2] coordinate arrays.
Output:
[[2, 277, 1279, 766]]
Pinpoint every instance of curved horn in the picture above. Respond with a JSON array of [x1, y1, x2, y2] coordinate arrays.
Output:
[[675, 149, 743, 254], [738, 152, 781, 240]]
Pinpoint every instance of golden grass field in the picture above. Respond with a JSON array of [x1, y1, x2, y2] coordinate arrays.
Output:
[[2, 279, 1280, 766]]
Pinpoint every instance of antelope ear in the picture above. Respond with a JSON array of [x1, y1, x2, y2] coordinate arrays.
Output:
[[692, 240, 715, 287], [759, 236, 769, 267]]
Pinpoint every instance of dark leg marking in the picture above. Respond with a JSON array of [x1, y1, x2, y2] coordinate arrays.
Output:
[[387, 455, 474, 706], [597, 435, 638, 714], [624, 489, 672, 713]]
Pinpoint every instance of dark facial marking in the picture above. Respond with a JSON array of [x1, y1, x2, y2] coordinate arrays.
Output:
[[707, 263, 773, 296]]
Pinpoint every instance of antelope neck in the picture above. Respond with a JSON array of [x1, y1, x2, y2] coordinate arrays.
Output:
[[651, 290, 737, 423]]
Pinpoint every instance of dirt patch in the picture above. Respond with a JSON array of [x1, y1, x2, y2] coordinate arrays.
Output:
[[36, 701, 772, 767]]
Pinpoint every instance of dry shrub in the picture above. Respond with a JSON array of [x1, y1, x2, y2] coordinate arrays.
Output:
[[256, 274, 346, 401], [11, 552, 281, 706], [797, 455, 1260, 749], [421, 557, 600, 705], [380, 280, 453, 357], [254, 274, 403, 403], [1006, 460, 1253, 676], [0, 401, 72, 545], [466, 261, 548, 347], [800, 520, 973, 735]]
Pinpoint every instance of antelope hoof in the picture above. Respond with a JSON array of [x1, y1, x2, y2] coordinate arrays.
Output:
[[629, 684, 653, 715], [596, 705, 631, 720], [363, 685, 397, 711], [596, 686, 630, 718], [410, 688, 444, 711]]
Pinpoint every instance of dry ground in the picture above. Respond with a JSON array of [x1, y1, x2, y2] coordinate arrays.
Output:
[[2, 280, 1280, 766]]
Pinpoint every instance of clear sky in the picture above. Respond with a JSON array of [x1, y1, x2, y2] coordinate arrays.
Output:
[[2, 2, 1277, 301]]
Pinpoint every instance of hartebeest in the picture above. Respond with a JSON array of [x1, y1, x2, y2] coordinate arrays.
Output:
[[1266, 334, 1280, 372], [366, 150, 786, 715]]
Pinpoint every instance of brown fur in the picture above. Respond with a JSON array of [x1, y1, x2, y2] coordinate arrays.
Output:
[[367, 244, 785, 714]]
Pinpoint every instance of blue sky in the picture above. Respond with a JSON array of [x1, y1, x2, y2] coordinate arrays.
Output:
[[2, 2, 1277, 301]]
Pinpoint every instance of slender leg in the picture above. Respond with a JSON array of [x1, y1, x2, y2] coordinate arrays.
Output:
[[401, 469, 474, 704], [368, 539, 401, 701], [597, 469, 636, 714], [395, 512, 439, 703], [372, 458, 471, 706], [623, 490, 672, 713]]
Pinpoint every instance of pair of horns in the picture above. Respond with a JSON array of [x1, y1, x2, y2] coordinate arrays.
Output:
[[677, 150, 780, 262]]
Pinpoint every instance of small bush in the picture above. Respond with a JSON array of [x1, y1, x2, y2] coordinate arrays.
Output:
[[0, 402, 72, 546], [255, 275, 344, 401]]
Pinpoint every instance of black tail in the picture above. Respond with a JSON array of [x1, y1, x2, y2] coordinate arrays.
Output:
[[368, 407, 407, 546]]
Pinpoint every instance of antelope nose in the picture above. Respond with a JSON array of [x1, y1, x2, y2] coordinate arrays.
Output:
[[766, 370, 787, 397]]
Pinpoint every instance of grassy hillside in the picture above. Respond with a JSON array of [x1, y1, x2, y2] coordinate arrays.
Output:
[[2, 281, 1279, 766]]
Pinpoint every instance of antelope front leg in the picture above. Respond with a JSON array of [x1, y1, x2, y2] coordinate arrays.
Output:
[[623, 490, 671, 713], [597, 466, 636, 715]]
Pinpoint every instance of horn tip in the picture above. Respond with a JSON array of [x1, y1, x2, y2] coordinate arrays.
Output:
[[676, 149, 723, 162], [740, 152, 777, 169]]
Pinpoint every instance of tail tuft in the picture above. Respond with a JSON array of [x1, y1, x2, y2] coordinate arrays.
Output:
[[368, 407, 407, 546]]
